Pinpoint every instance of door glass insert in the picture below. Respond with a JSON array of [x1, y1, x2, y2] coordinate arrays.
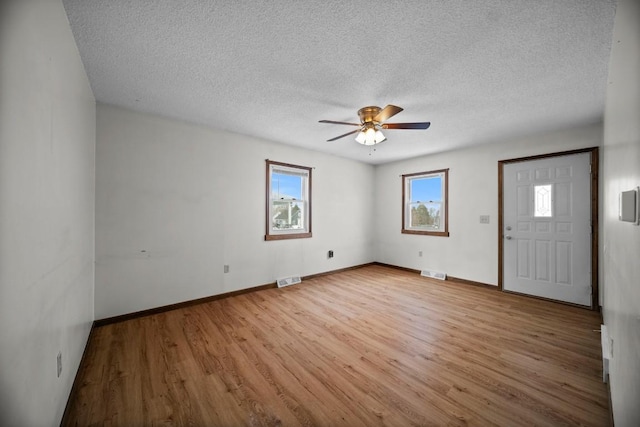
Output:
[[534, 184, 552, 217]]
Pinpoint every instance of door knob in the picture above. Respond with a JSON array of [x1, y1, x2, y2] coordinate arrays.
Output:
[[505, 235, 512, 240]]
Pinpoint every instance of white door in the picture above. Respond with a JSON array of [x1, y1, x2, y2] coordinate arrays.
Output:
[[503, 152, 592, 306]]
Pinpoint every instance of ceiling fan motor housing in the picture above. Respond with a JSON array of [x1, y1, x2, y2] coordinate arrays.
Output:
[[358, 106, 382, 124]]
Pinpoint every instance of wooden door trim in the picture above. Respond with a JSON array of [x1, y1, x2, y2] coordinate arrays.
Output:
[[497, 147, 599, 310]]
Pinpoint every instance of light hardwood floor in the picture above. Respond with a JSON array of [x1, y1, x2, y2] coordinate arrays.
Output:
[[63, 264, 609, 426]]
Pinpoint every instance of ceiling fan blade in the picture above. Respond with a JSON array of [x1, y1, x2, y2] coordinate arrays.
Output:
[[382, 122, 431, 130], [327, 129, 360, 142], [319, 120, 361, 126], [374, 104, 403, 123]]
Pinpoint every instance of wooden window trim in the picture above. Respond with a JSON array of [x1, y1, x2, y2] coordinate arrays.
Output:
[[265, 160, 312, 241], [401, 168, 450, 237]]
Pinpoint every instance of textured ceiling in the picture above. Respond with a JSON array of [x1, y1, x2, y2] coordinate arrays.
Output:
[[63, 0, 616, 165]]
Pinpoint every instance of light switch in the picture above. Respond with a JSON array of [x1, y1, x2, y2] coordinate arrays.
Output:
[[619, 188, 639, 224], [479, 215, 490, 224]]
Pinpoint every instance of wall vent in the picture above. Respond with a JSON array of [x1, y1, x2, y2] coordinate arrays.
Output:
[[277, 276, 302, 288], [420, 270, 447, 280]]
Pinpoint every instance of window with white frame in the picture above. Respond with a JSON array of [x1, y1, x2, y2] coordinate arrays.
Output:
[[265, 160, 312, 240], [402, 169, 449, 236]]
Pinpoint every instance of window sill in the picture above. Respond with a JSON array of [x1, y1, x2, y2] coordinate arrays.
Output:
[[265, 232, 312, 241], [402, 229, 450, 237]]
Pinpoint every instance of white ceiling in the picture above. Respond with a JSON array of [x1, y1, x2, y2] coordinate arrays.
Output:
[[62, 0, 616, 165]]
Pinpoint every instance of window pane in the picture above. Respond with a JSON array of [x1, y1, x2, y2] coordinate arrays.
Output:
[[271, 172, 302, 200], [410, 175, 442, 203], [272, 200, 304, 230], [410, 202, 442, 229], [408, 174, 443, 229], [534, 184, 552, 217]]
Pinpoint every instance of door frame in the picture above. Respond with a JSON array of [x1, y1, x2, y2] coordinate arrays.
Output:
[[497, 147, 599, 310]]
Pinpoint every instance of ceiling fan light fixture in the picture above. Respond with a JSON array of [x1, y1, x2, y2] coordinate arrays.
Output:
[[356, 126, 385, 146], [364, 127, 377, 145]]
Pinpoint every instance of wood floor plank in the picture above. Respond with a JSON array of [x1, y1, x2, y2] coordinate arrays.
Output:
[[63, 265, 609, 426]]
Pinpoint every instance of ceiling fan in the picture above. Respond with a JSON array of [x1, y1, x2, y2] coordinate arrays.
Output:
[[319, 105, 430, 145]]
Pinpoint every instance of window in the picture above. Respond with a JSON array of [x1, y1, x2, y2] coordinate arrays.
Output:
[[402, 169, 449, 236], [265, 160, 312, 240], [534, 184, 553, 217]]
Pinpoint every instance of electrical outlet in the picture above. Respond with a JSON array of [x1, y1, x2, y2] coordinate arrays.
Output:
[[224, 265, 229, 273], [418, 251, 423, 257], [57, 352, 62, 378], [328, 250, 334, 258]]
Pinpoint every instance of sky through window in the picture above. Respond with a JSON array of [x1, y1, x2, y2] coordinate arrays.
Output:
[[271, 173, 302, 199], [410, 176, 442, 202]]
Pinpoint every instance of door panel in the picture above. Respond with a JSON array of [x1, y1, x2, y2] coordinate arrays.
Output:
[[556, 241, 572, 284], [503, 152, 591, 306], [535, 240, 550, 281], [517, 240, 530, 278]]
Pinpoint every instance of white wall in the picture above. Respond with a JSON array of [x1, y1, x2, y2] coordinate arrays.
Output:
[[374, 124, 603, 285], [602, 0, 640, 424], [0, 0, 95, 425], [95, 104, 375, 319]]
